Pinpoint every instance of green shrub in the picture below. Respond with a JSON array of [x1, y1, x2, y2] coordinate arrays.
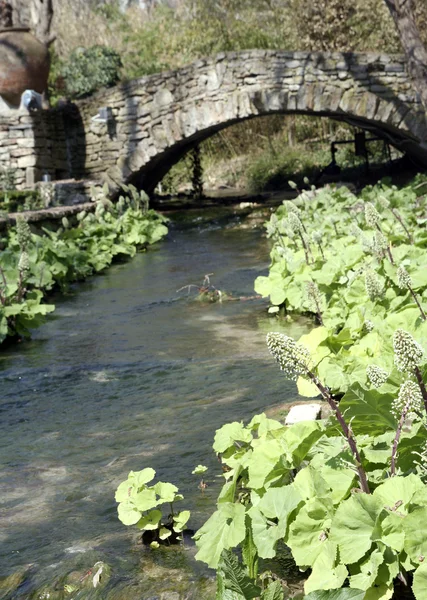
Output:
[[61, 46, 122, 99], [247, 145, 330, 192], [0, 168, 16, 191], [0, 187, 168, 344], [0, 190, 42, 213]]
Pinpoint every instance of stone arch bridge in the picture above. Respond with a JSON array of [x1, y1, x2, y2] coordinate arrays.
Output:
[[3, 50, 427, 194]]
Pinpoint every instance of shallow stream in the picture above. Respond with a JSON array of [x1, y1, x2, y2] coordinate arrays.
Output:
[[0, 206, 309, 599]]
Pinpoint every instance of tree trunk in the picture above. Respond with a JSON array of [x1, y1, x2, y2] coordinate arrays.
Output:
[[385, 0, 427, 109], [30, 0, 55, 46]]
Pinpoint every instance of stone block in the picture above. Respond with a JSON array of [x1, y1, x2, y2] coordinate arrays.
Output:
[[25, 166, 42, 187], [285, 404, 322, 425], [17, 154, 36, 168], [11, 147, 32, 158]]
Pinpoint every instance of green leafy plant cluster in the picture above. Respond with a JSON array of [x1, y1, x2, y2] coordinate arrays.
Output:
[[115, 324, 427, 598], [255, 176, 427, 397], [0, 190, 43, 214], [115, 468, 190, 548], [194, 333, 427, 599], [188, 176, 427, 599], [60, 46, 122, 99], [0, 167, 16, 191], [0, 186, 168, 343]]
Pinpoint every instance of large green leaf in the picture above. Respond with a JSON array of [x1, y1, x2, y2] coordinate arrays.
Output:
[[249, 485, 303, 558], [247, 438, 287, 489], [339, 384, 397, 435], [304, 590, 364, 600], [129, 468, 156, 488], [117, 500, 141, 526], [194, 502, 246, 567], [317, 466, 356, 505], [304, 539, 348, 594], [403, 506, 427, 561], [293, 466, 330, 501], [137, 509, 162, 531], [283, 421, 324, 467], [257, 485, 302, 535], [248, 505, 282, 559], [287, 497, 334, 567], [154, 481, 178, 502], [133, 488, 157, 511], [214, 422, 253, 454], [329, 494, 384, 564], [173, 510, 190, 532], [217, 550, 261, 599], [260, 581, 284, 600], [348, 549, 384, 591], [413, 563, 427, 600], [373, 474, 425, 514]]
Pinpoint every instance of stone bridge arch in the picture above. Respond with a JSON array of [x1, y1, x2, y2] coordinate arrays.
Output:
[[72, 50, 427, 194]]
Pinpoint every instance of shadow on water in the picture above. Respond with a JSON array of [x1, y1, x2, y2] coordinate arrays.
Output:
[[0, 207, 311, 599]]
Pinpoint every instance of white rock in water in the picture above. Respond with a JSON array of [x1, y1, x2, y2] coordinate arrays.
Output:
[[285, 403, 322, 425]]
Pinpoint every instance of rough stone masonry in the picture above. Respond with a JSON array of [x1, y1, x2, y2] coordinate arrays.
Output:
[[2, 50, 427, 198]]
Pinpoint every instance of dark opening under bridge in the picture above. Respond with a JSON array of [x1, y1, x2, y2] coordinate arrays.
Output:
[[3, 49, 427, 196]]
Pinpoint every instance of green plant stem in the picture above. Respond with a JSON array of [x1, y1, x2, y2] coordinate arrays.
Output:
[[391, 207, 413, 244], [275, 233, 287, 251], [408, 285, 427, 321], [298, 231, 312, 265], [16, 271, 25, 303], [0, 266, 7, 305], [414, 366, 427, 416], [332, 221, 339, 236], [391, 400, 411, 476], [313, 299, 324, 326], [308, 370, 370, 494], [299, 218, 308, 236], [376, 223, 394, 264], [317, 242, 325, 260]]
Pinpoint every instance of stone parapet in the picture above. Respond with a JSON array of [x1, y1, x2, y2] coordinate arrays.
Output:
[[0, 50, 425, 199]]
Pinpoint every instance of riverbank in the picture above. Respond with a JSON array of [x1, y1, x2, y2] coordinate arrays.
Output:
[[0, 192, 168, 345]]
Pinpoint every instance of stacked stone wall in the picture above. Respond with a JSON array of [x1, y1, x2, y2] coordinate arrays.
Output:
[[0, 110, 67, 188], [0, 50, 426, 196]]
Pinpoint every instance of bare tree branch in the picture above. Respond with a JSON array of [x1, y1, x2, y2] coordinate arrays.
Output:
[[385, 0, 427, 109]]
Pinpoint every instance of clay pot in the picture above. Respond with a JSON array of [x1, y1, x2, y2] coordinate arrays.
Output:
[[0, 27, 50, 106]]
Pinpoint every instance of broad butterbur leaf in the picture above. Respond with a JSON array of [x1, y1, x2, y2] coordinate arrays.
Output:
[[329, 494, 384, 564]]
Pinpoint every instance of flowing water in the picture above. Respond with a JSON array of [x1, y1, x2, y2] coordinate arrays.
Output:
[[0, 206, 310, 599]]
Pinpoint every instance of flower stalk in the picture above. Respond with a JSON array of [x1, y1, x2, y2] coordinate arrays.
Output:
[[391, 207, 413, 244], [393, 329, 427, 417], [391, 381, 423, 476], [266, 333, 370, 494], [397, 265, 426, 321], [306, 281, 324, 325], [308, 370, 370, 493], [414, 366, 427, 416]]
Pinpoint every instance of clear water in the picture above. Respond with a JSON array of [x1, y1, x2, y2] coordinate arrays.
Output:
[[0, 208, 309, 599]]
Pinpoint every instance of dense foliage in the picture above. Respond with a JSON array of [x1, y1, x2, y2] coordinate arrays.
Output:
[[189, 177, 427, 598], [55, 0, 407, 77], [60, 45, 122, 99], [255, 176, 427, 397], [0, 186, 168, 344], [0, 190, 43, 214]]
